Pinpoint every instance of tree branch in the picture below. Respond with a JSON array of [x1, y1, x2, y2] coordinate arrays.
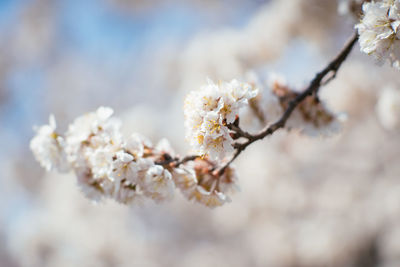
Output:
[[156, 32, 358, 176], [217, 31, 359, 175], [155, 154, 199, 168]]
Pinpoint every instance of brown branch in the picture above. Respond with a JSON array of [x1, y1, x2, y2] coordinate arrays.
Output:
[[217, 31, 359, 176], [155, 154, 199, 168], [173, 155, 199, 167]]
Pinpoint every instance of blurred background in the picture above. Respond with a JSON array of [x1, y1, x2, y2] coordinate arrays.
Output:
[[1, 0, 400, 266]]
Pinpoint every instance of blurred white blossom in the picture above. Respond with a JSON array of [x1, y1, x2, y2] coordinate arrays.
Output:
[[30, 115, 70, 172], [376, 86, 400, 130]]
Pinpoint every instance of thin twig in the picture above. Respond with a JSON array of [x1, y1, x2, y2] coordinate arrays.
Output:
[[217, 31, 359, 175], [155, 154, 199, 167], [173, 155, 199, 167]]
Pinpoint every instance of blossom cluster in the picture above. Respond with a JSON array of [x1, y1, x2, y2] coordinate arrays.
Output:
[[184, 79, 258, 160], [356, 0, 400, 69], [30, 107, 238, 208], [246, 73, 342, 136], [31, 71, 344, 209]]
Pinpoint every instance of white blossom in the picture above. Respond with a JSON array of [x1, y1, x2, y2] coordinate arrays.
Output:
[[108, 151, 151, 204], [184, 79, 258, 160], [59, 107, 124, 201], [64, 106, 122, 166], [356, 0, 400, 69], [109, 151, 135, 182], [86, 146, 115, 179], [376, 86, 400, 130], [30, 115, 69, 172], [142, 165, 175, 202]]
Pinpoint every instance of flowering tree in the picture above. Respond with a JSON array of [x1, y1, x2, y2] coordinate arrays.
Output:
[[30, 0, 400, 208]]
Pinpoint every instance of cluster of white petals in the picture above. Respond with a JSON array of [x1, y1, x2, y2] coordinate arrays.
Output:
[[376, 86, 400, 130], [356, 0, 400, 68], [31, 107, 175, 204], [31, 107, 239, 208], [184, 79, 258, 160]]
